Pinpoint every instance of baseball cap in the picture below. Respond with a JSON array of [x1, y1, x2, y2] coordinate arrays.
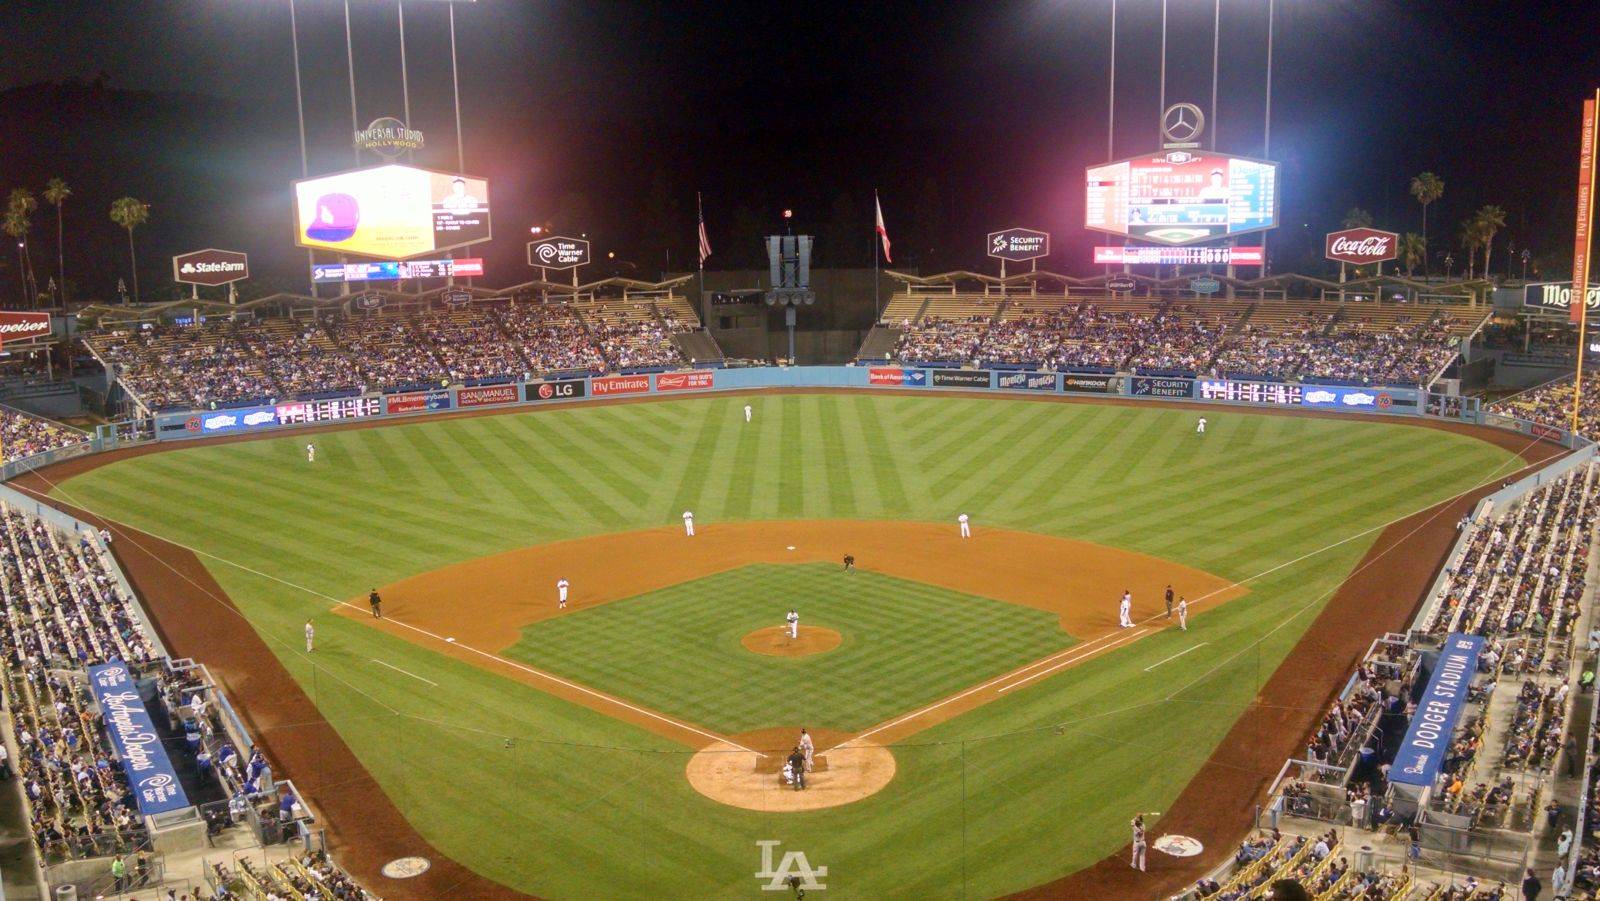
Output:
[[306, 193, 360, 242]]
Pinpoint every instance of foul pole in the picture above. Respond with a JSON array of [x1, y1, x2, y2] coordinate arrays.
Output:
[[1569, 90, 1598, 435]]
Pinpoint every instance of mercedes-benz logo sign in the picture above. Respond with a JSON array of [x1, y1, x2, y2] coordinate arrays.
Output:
[[1161, 103, 1205, 144]]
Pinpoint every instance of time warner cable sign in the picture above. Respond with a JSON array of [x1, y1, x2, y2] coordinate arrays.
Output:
[[88, 661, 192, 815], [1390, 633, 1485, 789]]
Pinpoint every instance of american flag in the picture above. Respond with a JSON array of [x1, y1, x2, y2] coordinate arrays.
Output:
[[697, 192, 712, 266], [875, 191, 892, 264]]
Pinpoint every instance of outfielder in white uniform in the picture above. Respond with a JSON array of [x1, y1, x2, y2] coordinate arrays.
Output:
[[786, 609, 799, 639], [304, 621, 314, 653], [1178, 597, 1188, 631], [744, 404, 753, 423], [1119, 590, 1134, 628], [1196, 417, 1207, 435], [683, 510, 695, 536], [557, 578, 569, 610], [306, 442, 316, 462], [958, 513, 971, 538]]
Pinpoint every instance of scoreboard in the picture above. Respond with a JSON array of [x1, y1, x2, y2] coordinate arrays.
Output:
[[1087, 150, 1278, 246]]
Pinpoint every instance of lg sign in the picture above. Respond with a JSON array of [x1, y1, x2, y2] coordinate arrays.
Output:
[[1325, 228, 1398, 265]]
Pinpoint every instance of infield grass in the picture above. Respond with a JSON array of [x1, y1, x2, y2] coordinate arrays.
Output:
[[49, 394, 1525, 898]]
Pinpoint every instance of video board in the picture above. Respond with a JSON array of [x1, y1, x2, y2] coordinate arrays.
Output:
[[293, 164, 490, 259], [1086, 151, 1278, 246]]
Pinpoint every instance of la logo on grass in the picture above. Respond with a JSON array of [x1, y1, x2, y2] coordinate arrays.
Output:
[[756, 840, 827, 892]]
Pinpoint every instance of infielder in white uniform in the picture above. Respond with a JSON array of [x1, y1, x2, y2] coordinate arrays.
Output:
[[306, 442, 316, 462], [786, 608, 799, 639], [1119, 590, 1134, 628], [683, 510, 695, 536], [1196, 417, 1207, 435], [304, 620, 314, 653], [744, 404, 753, 423], [1131, 815, 1147, 871], [557, 578, 569, 610], [958, 513, 971, 538], [1178, 597, 1188, 631]]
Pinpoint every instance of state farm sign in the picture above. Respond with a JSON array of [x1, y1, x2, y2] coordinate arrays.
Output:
[[0, 312, 52, 343], [172, 249, 250, 286], [1325, 228, 1398, 265]]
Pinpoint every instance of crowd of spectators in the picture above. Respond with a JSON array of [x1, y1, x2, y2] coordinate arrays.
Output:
[[1, 407, 85, 464], [85, 299, 694, 411], [1492, 377, 1600, 441], [220, 850, 376, 900], [890, 299, 1464, 385]]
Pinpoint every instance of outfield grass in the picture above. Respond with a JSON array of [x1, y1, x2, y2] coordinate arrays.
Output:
[[512, 562, 1073, 734], [50, 394, 1523, 898]]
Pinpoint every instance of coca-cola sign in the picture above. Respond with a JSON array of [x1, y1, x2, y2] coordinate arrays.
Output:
[[1325, 228, 1399, 265]]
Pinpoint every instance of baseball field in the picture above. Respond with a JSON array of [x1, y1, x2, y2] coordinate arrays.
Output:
[[33, 391, 1546, 898]]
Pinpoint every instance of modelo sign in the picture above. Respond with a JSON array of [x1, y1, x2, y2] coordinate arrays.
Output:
[[172, 249, 249, 286], [1523, 281, 1600, 315], [986, 228, 1050, 263], [1325, 228, 1398, 265], [527, 236, 591, 270], [0, 311, 52, 343]]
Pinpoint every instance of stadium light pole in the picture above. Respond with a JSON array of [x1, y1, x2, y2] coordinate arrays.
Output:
[[397, 1, 412, 132], [1107, 0, 1116, 164], [1261, 0, 1275, 277], [1157, 0, 1167, 143], [288, 0, 315, 295], [1210, 0, 1220, 152], [450, 3, 465, 172], [345, 0, 360, 165]]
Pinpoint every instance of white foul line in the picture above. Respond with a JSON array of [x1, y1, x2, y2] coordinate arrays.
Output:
[[370, 658, 439, 686], [1142, 642, 1208, 672], [997, 628, 1149, 693]]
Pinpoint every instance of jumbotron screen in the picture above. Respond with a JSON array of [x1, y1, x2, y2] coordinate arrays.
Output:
[[1086, 151, 1278, 246], [292, 164, 491, 259]]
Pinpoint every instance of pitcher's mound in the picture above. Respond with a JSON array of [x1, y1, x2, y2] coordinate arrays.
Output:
[[686, 733, 895, 811], [741, 625, 842, 657]]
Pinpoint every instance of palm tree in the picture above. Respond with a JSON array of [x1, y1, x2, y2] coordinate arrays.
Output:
[[7, 189, 38, 305], [1342, 207, 1374, 229], [1398, 232, 1426, 277], [1409, 172, 1444, 276], [42, 178, 70, 304], [1, 210, 30, 306], [1473, 205, 1507, 281], [109, 197, 150, 303], [1458, 219, 1484, 279]]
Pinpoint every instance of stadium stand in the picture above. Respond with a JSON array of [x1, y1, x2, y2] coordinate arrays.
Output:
[[82, 296, 700, 412], [0, 500, 375, 896], [882, 293, 1483, 386], [1, 406, 87, 464], [1491, 377, 1600, 441]]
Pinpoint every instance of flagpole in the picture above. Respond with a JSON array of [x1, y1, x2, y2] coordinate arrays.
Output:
[[874, 189, 881, 321]]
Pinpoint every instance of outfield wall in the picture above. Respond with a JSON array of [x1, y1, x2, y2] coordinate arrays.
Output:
[[130, 365, 1584, 447]]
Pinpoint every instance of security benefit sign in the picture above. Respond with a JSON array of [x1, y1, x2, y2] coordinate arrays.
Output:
[[88, 662, 192, 815], [986, 228, 1050, 263], [1390, 633, 1485, 788]]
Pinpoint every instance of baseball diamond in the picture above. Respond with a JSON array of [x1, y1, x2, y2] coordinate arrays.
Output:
[[26, 390, 1560, 899]]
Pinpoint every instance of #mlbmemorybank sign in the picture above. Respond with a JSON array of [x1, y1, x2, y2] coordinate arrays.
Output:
[[88, 661, 192, 815], [1390, 633, 1485, 788]]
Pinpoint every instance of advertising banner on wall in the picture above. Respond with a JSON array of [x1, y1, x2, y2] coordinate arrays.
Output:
[[1131, 376, 1192, 398], [88, 662, 193, 816], [868, 368, 927, 387], [276, 397, 383, 424], [456, 384, 519, 407], [1062, 373, 1115, 393], [386, 391, 453, 414], [1197, 380, 1304, 405], [591, 375, 651, 396], [526, 380, 588, 402], [1086, 151, 1278, 245], [930, 370, 992, 388], [1390, 633, 1485, 787], [1522, 281, 1600, 315], [293, 164, 491, 259], [1300, 386, 1395, 410], [1324, 228, 1399, 265], [190, 406, 280, 434], [656, 371, 715, 392], [1093, 246, 1263, 267], [997, 371, 1060, 391]]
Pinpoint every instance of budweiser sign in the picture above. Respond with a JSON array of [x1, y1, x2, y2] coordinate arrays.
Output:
[[0, 312, 52, 343], [1325, 228, 1399, 265]]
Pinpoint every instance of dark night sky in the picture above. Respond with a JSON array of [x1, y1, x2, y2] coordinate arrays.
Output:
[[3, 0, 1599, 299]]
